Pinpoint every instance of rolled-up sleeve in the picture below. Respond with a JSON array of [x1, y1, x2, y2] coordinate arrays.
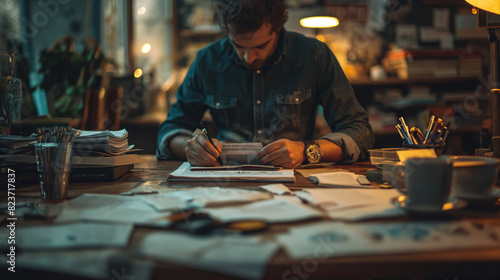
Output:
[[156, 57, 208, 160], [316, 44, 374, 162]]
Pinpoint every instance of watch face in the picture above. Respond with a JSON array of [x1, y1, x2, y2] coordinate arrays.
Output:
[[306, 144, 321, 163]]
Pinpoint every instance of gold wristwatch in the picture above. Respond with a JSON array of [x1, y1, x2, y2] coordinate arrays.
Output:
[[302, 141, 321, 164]]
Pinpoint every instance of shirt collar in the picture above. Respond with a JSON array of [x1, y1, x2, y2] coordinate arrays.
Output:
[[230, 28, 288, 69]]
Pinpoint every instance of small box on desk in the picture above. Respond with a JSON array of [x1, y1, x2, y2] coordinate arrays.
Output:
[[403, 143, 446, 156], [369, 147, 438, 167]]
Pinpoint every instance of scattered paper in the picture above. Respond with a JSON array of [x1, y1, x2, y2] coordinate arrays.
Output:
[[279, 221, 500, 260], [296, 189, 404, 220], [9, 249, 154, 280], [140, 187, 272, 209], [17, 223, 133, 250], [138, 232, 279, 279], [137, 195, 188, 211], [260, 184, 293, 195], [53, 194, 170, 226], [202, 196, 322, 223]]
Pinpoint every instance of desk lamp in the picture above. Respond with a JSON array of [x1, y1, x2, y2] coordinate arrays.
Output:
[[465, 0, 500, 155]]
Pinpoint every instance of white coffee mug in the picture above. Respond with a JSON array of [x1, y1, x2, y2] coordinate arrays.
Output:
[[449, 156, 500, 198], [392, 157, 453, 210]]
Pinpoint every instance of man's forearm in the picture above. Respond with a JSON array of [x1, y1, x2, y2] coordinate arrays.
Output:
[[316, 139, 343, 163], [169, 135, 191, 160]]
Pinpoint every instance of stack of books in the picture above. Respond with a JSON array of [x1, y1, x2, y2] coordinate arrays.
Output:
[[4, 129, 145, 182], [458, 53, 482, 78], [383, 49, 481, 79]]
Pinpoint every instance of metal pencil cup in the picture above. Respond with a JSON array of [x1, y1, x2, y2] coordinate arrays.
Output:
[[34, 143, 72, 199]]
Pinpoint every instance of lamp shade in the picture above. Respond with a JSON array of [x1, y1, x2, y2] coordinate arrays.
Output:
[[300, 16, 339, 28], [466, 0, 500, 15]]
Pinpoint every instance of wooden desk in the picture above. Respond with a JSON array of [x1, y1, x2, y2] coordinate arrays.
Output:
[[2, 156, 500, 280]]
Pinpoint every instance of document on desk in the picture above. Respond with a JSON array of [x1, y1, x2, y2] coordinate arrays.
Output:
[[295, 188, 404, 220], [202, 196, 322, 223], [168, 162, 295, 182], [53, 194, 171, 226], [17, 223, 133, 250], [5, 249, 154, 280], [138, 232, 279, 279], [278, 221, 500, 260], [160, 187, 273, 208], [220, 142, 262, 165], [309, 171, 372, 188]]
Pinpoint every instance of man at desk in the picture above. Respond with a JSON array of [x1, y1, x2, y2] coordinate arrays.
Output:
[[157, 0, 373, 168]]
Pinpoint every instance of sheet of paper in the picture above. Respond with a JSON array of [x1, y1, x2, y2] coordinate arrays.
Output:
[[2, 249, 154, 280], [220, 142, 262, 165], [174, 187, 272, 207], [190, 165, 280, 171], [260, 184, 293, 195], [137, 195, 188, 211], [296, 189, 404, 220], [202, 196, 322, 223], [139, 232, 279, 279], [294, 167, 348, 178], [53, 194, 170, 226], [17, 223, 133, 250], [309, 171, 372, 188], [279, 221, 500, 260], [168, 162, 295, 182], [140, 187, 272, 209]]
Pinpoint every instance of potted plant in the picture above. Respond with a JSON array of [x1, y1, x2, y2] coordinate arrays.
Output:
[[37, 36, 105, 119]]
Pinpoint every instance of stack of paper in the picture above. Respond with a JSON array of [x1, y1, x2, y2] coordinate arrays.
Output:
[[73, 129, 134, 156], [0, 135, 36, 154]]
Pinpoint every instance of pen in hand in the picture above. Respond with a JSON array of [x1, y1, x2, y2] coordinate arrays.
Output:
[[199, 122, 224, 166]]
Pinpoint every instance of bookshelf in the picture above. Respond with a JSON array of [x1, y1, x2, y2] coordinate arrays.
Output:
[[350, 76, 487, 154]]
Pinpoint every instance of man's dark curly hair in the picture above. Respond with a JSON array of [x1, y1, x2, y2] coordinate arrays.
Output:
[[215, 0, 288, 37]]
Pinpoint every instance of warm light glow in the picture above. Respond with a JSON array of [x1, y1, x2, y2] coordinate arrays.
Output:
[[465, 0, 500, 15], [300, 16, 339, 28], [316, 34, 326, 42], [137, 6, 146, 15], [134, 68, 143, 78], [141, 43, 151, 53]]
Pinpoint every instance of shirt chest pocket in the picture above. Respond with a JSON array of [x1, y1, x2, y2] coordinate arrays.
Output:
[[276, 90, 312, 127], [204, 95, 239, 130]]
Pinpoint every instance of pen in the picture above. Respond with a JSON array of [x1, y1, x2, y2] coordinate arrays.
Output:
[[199, 122, 224, 166]]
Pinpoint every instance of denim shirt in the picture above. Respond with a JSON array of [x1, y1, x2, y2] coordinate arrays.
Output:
[[157, 29, 374, 163]]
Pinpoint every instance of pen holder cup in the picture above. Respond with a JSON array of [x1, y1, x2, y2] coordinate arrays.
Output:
[[403, 143, 446, 157], [34, 142, 73, 199]]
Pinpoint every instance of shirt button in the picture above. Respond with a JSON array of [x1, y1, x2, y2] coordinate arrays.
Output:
[[257, 130, 262, 134], [256, 70, 261, 74], [256, 100, 261, 105], [216, 102, 220, 108]]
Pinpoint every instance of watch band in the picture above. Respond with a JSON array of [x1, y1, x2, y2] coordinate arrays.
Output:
[[301, 140, 320, 164]]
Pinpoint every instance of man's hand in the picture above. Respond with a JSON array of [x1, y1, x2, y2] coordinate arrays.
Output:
[[258, 139, 305, 168], [185, 133, 222, 166]]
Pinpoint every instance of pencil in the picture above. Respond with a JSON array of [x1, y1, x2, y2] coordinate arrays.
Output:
[[199, 122, 224, 166]]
